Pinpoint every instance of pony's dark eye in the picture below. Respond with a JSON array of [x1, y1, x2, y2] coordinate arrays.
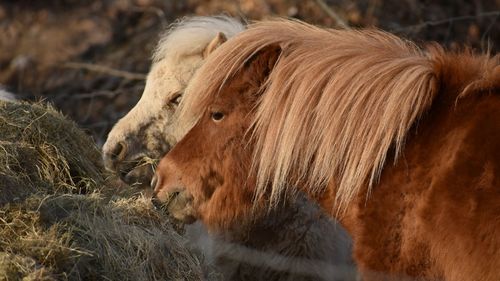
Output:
[[211, 112, 225, 122], [170, 94, 182, 106]]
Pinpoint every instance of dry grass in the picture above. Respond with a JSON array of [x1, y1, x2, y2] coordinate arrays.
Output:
[[0, 101, 215, 280], [0, 101, 103, 204]]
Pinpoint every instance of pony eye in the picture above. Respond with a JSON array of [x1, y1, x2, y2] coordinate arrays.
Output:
[[170, 94, 182, 106], [211, 112, 225, 122]]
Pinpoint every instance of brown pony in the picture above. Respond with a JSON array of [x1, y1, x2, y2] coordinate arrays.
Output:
[[153, 19, 500, 281]]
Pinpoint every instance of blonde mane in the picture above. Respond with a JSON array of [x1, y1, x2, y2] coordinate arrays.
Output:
[[181, 19, 443, 211]]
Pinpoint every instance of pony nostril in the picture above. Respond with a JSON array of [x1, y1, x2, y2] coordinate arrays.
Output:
[[110, 141, 128, 161]]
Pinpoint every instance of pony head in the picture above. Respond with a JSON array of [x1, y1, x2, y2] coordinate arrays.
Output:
[[102, 16, 243, 189], [152, 44, 282, 229]]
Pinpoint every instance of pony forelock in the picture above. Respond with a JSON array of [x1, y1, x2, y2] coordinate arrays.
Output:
[[181, 19, 452, 212]]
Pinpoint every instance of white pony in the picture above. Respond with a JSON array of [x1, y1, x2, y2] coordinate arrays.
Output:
[[103, 16, 242, 187], [103, 16, 355, 280]]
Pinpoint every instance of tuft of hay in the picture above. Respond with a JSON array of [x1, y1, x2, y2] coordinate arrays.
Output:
[[0, 101, 103, 204], [0, 198, 69, 281], [0, 252, 56, 281], [0, 101, 215, 280]]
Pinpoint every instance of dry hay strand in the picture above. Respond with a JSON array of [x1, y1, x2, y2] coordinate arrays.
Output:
[[0, 101, 216, 280]]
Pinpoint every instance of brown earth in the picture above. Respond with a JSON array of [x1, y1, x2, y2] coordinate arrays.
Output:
[[0, 0, 499, 145]]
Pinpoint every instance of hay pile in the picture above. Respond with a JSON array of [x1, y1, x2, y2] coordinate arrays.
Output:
[[0, 101, 215, 280], [0, 101, 103, 204]]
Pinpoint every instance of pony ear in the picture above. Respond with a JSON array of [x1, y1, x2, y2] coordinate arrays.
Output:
[[203, 32, 227, 58], [244, 44, 281, 87]]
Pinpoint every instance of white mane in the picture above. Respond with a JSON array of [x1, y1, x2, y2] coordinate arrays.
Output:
[[153, 16, 244, 63]]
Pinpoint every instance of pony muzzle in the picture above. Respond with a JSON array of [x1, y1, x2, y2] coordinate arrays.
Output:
[[103, 139, 156, 188], [152, 173, 196, 223], [102, 140, 128, 171]]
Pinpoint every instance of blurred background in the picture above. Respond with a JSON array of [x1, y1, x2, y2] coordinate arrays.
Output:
[[1, 0, 498, 146]]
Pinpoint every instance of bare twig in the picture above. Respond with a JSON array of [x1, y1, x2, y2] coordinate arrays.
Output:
[[481, 13, 499, 44], [392, 11, 500, 33], [63, 62, 147, 81], [314, 0, 349, 29], [70, 90, 122, 100]]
